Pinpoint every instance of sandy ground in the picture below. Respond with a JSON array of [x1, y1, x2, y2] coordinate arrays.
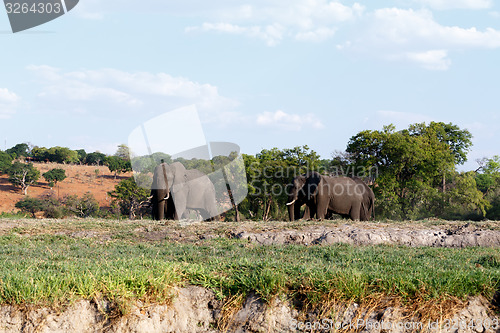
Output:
[[0, 162, 133, 213]]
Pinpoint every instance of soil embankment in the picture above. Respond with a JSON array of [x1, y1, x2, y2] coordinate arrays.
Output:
[[1, 286, 498, 332]]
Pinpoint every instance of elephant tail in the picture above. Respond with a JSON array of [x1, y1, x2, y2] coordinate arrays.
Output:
[[369, 196, 375, 220]]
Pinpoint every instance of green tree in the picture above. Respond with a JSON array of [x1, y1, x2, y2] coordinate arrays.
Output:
[[47, 146, 79, 164], [475, 155, 500, 220], [106, 155, 132, 179], [76, 149, 87, 164], [31, 147, 49, 162], [245, 145, 321, 220], [7, 162, 40, 195], [43, 168, 67, 188], [15, 197, 44, 218], [6, 143, 30, 159], [346, 122, 473, 219], [0, 150, 13, 173], [108, 177, 150, 219], [85, 152, 107, 166]]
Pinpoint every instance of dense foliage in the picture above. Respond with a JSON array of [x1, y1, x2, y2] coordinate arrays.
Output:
[[343, 122, 485, 220]]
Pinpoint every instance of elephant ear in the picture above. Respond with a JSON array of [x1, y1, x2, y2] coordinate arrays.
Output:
[[169, 162, 187, 194], [306, 172, 321, 200]]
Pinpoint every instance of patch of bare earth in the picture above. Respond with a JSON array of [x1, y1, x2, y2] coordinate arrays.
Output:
[[0, 162, 133, 213], [4, 218, 498, 248]]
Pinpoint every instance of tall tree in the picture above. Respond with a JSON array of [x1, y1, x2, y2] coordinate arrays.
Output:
[[6, 143, 30, 159], [114, 144, 131, 161], [346, 122, 473, 219]]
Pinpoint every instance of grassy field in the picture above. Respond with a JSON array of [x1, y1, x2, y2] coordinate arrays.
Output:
[[0, 218, 499, 317]]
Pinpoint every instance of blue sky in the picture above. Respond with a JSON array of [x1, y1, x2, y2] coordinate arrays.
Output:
[[1, 0, 499, 170]]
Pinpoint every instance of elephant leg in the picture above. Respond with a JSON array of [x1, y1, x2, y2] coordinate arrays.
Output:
[[174, 198, 187, 220], [166, 197, 177, 220], [294, 204, 301, 220], [350, 202, 361, 221], [302, 205, 310, 220], [157, 200, 165, 220], [316, 196, 330, 220], [307, 203, 317, 220]]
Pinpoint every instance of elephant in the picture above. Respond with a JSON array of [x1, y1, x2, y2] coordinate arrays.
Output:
[[150, 162, 219, 221], [286, 174, 311, 221], [286, 172, 372, 221], [352, 177, 375, 220]]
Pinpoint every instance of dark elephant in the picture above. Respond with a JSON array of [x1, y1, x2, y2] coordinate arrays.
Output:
[[286, 172, 371, 221], [286, 174, 311, 221], [352, 177, 375, 220], [151, 162, 219, 221]]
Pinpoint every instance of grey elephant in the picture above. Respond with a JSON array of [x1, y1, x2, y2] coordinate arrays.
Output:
[[287, 172, 372, 221], [151, 162, 219, 221], [352, 177, 375, 220], [286, 173, 312, 221]]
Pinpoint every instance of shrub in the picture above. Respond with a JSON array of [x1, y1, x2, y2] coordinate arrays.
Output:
[[15, 197, 44, 218], [64, 192, 100, 218]]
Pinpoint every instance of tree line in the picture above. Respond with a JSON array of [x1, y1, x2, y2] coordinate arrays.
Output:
[[1, 121, 499, 221]]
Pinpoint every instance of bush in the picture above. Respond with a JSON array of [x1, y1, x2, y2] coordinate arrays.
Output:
[[64, 193, 100, 218], [15, 197, 45, 218]]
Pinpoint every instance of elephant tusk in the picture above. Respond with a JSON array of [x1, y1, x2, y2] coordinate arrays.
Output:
[[164, 192, 170, 200], [286, 199, 296, 206]]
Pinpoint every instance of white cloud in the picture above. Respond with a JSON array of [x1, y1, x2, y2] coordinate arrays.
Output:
[[0, 88, 20, 119], [187, 22, 285, 46], [256, 110, 324, 131], [342, 8, 500, 70], [370, 8, 500, 48], [404, 49, 452, 70], [414, 0, 493, 10], [186, 1, 364, 45], [295, 27, 337, 42], [26, 65, 238, 115]]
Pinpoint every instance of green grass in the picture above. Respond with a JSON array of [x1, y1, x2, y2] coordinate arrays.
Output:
[[0, 219, 499, 314]]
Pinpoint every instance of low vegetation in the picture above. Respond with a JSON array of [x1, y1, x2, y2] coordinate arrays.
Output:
[[0, 219, 498, 317]]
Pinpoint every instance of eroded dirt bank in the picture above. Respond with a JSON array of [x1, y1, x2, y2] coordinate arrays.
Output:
[[1, 286, 499, 333], [233, 222, 500, 247], [2, 218, 499, 248]]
